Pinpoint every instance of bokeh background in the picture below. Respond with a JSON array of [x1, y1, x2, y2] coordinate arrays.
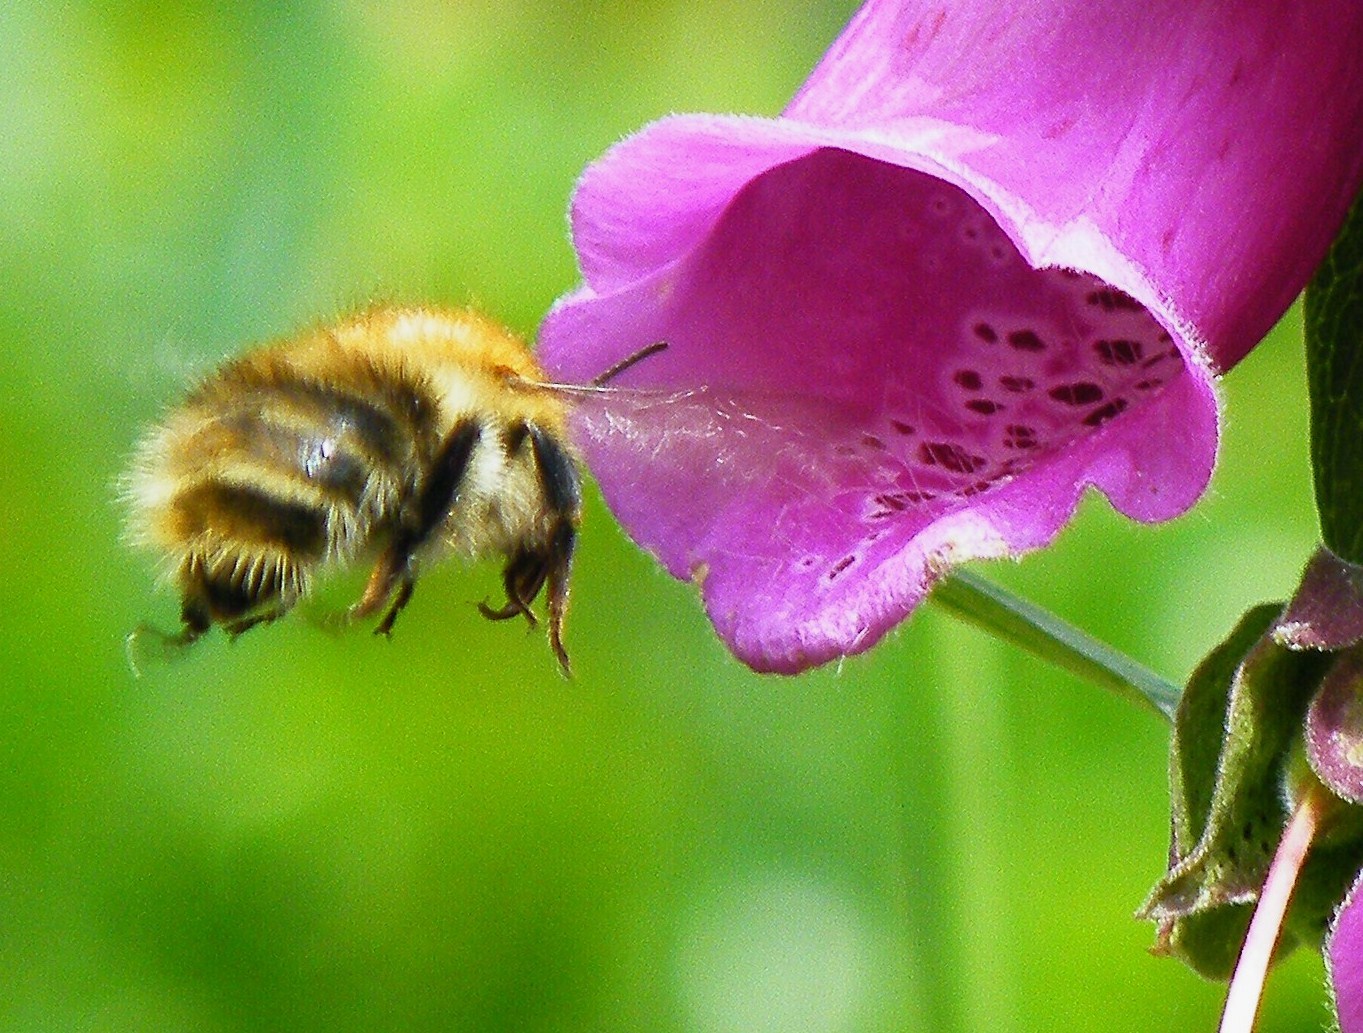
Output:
[[0, 2, 1332, 1030]]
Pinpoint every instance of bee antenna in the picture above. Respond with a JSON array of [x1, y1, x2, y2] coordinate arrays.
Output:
[[591, 341, 668, 386]]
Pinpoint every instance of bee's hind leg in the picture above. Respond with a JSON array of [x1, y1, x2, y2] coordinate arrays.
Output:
[[224, 607, 288, 641], [478, 552, 547, 627], [373, 577, 416, 637], [543, 521, 576, 679], [347, 548, 417, 638], [351, 417, 480, 639]]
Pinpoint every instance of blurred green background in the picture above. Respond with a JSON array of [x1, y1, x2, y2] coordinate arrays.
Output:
[[0, 2, 1331, 1030]]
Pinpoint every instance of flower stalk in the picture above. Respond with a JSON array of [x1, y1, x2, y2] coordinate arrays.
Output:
[[931, 571, 1180, 720], [1218, 784, 1330, 1033]]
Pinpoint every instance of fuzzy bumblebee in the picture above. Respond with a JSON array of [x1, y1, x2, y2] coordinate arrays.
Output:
[[124, 305, 634, 676]]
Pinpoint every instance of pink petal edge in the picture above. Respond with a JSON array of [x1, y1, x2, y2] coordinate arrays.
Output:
[[1328, 869, 1363, 1033]]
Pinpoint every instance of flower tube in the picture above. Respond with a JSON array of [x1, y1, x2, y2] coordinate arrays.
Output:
[[540, 0, 1363, 672]]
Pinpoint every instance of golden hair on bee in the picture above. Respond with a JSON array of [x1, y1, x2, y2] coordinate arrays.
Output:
[[123, 304, 663, 677]]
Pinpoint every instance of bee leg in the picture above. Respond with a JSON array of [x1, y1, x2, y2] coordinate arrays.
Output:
[[223, 608, 287, 641], [124, 586, 224, 675], [478, 551, 546, 626], [350, 551, 404, 620], [347, 549, 415, 636], [544, 520, 577, 678], [373, 577, 416, 637], [351, 420, 481, 637], [526, 423, 582, 678]]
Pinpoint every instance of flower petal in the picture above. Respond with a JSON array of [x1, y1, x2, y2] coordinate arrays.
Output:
[[546, 141, 1212, 670], [540, 1, 1363, 671], [790, 0, 1363, 372], [1329, 870, 1363, 1033]]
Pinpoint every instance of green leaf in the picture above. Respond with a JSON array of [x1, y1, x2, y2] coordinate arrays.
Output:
[[1307, 188, 1363, 564]]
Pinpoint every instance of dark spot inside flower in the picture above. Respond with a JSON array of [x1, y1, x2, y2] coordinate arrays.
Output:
[[1004, 424, 1038, 450], [1048, 382, 1104, 406], [889, 420, 915, 435], [961, 478, 997, 497], [861, 434, 887, 451], [919, 441, 986, 474], [1094, 338, 1144, 366], [1084, 287, 1144, 313], [963, 225, 979, 241], [973, 322, 998, 344], [827, 555, 856, 580], [903, 490, 937, 503], [1134, 378, 1163, 392], [1139, 351, 1172, 373], [1081, 397, 1129, 427], [797, 556, 817, 570], [1007, 329, 1046, 352], [999, 375, 1035, 393], [834, 444, 857, 456], [953, 369, 983, 390], [874, 492, 908, 512], [965, 399, 1002, 415], [988, 245, 1006, 263]]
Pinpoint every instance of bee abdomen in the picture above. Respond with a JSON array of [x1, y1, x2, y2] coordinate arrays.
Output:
[[183, 546, 306, 626], [164, 480, 328, 625], [170, 480, 331, 557]]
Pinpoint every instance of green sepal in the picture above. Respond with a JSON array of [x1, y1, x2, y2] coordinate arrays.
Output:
[[1140, 605, 1341, 978], [1307, 188, 1363, 564]]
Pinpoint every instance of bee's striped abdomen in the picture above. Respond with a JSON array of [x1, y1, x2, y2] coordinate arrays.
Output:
[[143, 350, 445, 628], [170, 480, 331, 556]]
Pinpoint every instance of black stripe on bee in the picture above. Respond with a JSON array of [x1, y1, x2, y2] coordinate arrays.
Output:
[[528, 422, 581, 517], [173, 481, 330, 558], [259, 383, 416, 471], [502, 422, 530, 456], [412, 420, 482, 543]]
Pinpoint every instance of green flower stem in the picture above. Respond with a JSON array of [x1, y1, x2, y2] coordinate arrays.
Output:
[[931, 570, 1181, 721]]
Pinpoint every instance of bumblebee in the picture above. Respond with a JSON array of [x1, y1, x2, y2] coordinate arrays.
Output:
[[124, 305, 660, 676]]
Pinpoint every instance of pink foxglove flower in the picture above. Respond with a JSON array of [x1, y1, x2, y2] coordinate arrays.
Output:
[[539, 0, 1363, 672], [1330, 872, 1363, 1033]]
